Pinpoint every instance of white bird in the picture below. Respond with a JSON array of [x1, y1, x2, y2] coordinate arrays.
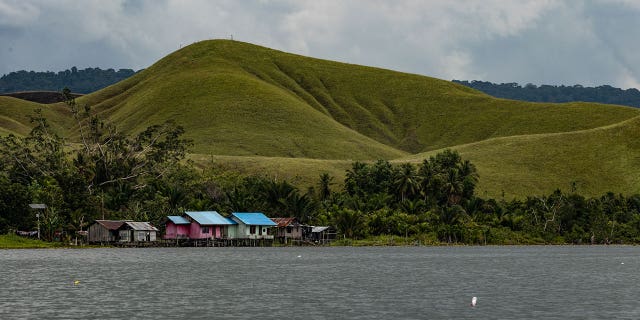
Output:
[[297, 255, 302, 258], [471, 296, 477, 307]]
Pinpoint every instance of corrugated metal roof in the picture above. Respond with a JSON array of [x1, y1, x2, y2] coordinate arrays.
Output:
[[271, 217, 299, 227], [96, 220, 125, 230], [123, 221, 159, 231], [232, 212, 277, 226], [167, 216, 191, 225], [311, 226, 330, 233], [186, 211, 236, 225]]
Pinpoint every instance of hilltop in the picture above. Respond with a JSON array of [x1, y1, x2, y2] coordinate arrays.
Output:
[[1, 39, 639, 197]]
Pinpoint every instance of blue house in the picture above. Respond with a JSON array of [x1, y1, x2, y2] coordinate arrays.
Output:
[[229, 212, 276, 239]]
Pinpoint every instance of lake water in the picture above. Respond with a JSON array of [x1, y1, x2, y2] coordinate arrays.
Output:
[[0, 246, 639, 319]]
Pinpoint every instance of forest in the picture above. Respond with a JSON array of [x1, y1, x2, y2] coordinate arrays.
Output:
[[0, 67, 137, 94], [453, 80, 640, 108], [0, 92, 639, 245]]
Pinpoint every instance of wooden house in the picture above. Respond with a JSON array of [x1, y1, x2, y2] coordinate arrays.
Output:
[[270, 217, 303, 243], [164, 216, 191, 239], [229, 212, 276, 239], [88, 220, 125, 243], [118, 221, 158, 242], [184, 211, 236, 239]]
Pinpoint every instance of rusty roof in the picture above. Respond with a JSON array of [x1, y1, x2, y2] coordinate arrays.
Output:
[[270, 217, 300, 228], [95, 220, 125, 230]]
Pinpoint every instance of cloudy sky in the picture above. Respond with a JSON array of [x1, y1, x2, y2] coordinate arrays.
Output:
[[1, 0, 640, 88]]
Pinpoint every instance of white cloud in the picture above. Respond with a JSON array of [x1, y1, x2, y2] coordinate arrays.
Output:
[[0, 0, 639, 89], [0, 0, 40, 27]]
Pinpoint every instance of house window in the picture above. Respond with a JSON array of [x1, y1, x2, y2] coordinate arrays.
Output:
[[202, 227, 210, 234], [250, 225, 256, 234], [286, 227, 293, 233]]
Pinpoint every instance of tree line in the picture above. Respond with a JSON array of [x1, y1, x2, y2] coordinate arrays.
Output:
[[453, 80, 640, 108], [0, 92, 639, 244], [0, 67, 137, 94]]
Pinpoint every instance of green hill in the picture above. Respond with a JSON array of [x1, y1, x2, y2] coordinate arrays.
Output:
[[2, 39, 640, 197], [402, 115, 640, 198], [0, 96, 72, 136]]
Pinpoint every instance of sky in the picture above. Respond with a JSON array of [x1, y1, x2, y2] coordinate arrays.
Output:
[[1, 0, 640, 88]]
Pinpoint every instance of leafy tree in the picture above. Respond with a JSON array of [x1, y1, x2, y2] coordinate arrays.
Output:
[[0, 67, 136, 94]]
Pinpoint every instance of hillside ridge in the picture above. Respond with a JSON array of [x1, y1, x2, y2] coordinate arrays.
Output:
[[2, 39, 640, 197]]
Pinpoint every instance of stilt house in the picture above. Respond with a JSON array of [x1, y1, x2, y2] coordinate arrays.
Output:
[[230, 212, 276, 239], [118, 221, 158, 242], [184, 211, 237, 239], [270, 217, 303, 243]]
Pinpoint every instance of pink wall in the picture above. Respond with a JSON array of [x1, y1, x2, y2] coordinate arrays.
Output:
[[189, 222, 212, 239], [166, 221, 228, 240], [164, 222, 190, 239]]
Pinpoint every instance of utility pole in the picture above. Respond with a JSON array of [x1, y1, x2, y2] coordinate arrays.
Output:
[[29, 204, 46, 240]]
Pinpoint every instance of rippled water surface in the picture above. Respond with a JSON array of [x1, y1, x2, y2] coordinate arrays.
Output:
[[1, 246, 639, 319]]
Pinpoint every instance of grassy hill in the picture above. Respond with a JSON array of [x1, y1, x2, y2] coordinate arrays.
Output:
[[0, 96, 72, 136], [402, 115, 640, 198], [2, 39, 640, 197]]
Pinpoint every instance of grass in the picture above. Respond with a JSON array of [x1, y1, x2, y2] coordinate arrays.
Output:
[[2, 39, 640, 197], [403, 116, 640, 198], [0, 234, 63, 249], [74, 40, 638, 158], [0, 96, 73, 136]]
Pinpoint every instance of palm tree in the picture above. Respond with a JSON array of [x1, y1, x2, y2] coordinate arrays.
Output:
[[318, 173, 334, 202], [399, 198, 427, 215], [281, 192, 317, 223], [418, 159, 439, 206], [393, 163, 418, 202], [459, 160, 479, 199], [333, 208, 364, 239], [442, 167, 464, 206], [438, 205, 468, 243], [261, 179, 295, 213]]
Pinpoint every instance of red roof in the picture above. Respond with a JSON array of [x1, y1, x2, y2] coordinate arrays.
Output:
[[270, 217, 299, 228]]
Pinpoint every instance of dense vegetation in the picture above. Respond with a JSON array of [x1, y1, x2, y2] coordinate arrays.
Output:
[[1, 95, 638, 245], [0, 67, 137, 94], [453, 80, 640, 108]]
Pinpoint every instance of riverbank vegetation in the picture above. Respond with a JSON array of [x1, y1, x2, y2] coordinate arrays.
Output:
[[0, 234, 63, 249], [1, 93, 639, 245]]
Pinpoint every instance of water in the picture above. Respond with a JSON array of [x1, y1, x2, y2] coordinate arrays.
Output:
[[1, 246, 639, 319]]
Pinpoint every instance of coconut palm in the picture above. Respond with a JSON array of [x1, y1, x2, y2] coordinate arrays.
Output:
[[393, 163, 418, 202]]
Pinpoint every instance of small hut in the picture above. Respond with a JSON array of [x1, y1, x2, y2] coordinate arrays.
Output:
[[308, 226, 337, 244], [118, 221, 158, 242], [270, 217, 302, 244], [87, 220, 125, 243]]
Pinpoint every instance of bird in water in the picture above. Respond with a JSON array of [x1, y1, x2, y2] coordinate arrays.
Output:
[[471, 296, 477, 307], [74, 280, 81, 285]]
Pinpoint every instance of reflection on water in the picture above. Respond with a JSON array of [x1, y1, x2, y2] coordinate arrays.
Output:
[[1, 246, 639, 319]]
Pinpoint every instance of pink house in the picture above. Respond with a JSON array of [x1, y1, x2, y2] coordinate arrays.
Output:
[[163, 211, 237, 240], [164, 216, 191, 239]]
